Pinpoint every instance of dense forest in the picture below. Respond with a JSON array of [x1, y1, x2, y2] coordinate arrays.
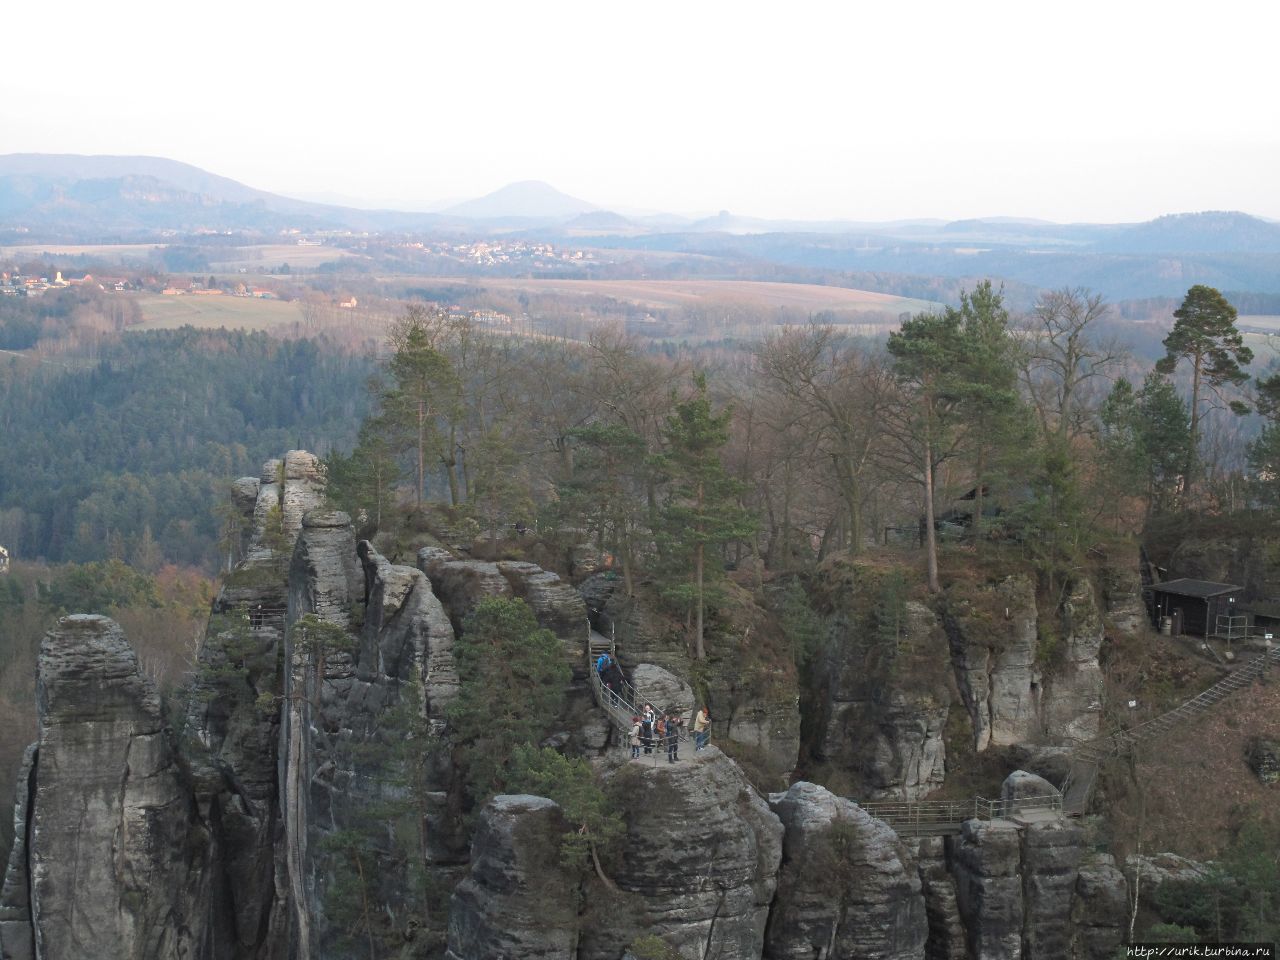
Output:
[[0, 319, 373, 567]]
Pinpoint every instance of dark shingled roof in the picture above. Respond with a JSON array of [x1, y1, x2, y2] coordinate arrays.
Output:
[[1150, 578, 1243, 599]]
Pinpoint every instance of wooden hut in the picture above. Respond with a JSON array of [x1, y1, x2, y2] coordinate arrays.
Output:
[[1149, 579, 1244, 637]]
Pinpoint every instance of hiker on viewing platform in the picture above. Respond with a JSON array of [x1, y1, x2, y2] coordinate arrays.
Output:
[[693, 706, 711, 751], [666, 713, 682, 762], [629, 716, 642, 759], [641, 704, 656, 754], [595, 652, 612, 676]]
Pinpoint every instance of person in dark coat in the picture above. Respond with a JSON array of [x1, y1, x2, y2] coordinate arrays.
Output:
[[641, 704, 656, 754], [665, 713, 682, 762]]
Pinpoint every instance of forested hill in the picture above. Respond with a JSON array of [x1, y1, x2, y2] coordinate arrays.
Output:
[[0, 329, 373, 567]]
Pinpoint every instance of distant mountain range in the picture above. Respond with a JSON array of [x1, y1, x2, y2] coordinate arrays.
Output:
[[3, 154, 1280, 298]]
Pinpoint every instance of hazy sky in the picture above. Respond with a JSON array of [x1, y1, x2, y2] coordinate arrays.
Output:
[[6, 0, 1278, 222]]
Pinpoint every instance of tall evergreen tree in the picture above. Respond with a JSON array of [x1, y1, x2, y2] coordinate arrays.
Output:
[[953, 281, 1026, 538], [380, 321, 458, 507], [1155, 285, 1252, 489], [659, 372, 757, 660], [886, 311, 968, 593], [447, 598, 569, 803]]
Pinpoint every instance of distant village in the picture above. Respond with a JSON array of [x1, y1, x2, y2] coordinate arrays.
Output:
[[398, 238, 595, 268]]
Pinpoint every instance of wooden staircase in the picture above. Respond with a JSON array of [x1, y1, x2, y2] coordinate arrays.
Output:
[[1060, 645, 1280, 814]]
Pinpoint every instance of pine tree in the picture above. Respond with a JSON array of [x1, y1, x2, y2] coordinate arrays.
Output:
[[326, 420, 401, 534], [1155, 285, 1252, 490], [447, 598, 569, 803], [887, 311, 968, 593], [658, 373, 757, 660], [380, 320, 458, 507], [953, 281, 1027, 540]]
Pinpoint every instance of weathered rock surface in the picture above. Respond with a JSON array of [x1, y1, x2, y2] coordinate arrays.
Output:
[[497, 560, 587, 643], [950, 819, 1025, 960], [1000, 770, 1060, 810], [279, 449, 328, 537], [362, 541, 458, 719], [631, 663, 696, 719], [946, 771, 1085, 960], [1070, 854, 1128, 960], [289, 509, 362, 629], [765, 782, 927, 960], [419, 556, 513, 632], [359, 541, 465, 866], [0, 746, 36, 960], [816, 600, 951, 799], [1246, 736, 1280, 784], [0, 616, 200, 960], [1099, 553, 1146, 635], [1040, 580, 1104, 745], [580, 749, 783, 960], [444, 796, 579, 960], [1020, 819, 1085, 960], [1123, 852, 1211, 888], [945, 575, 1041, 752], [907, 836, 968, 960]]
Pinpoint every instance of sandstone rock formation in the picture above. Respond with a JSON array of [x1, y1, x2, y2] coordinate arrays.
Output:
[[444, 795, 579, 960], [1070, 854, 1128, 960], [765, 782, 927, 960], [815, 600, 951, 799], [631, 662, 696, 719], [1040, 580, 1104, 744], [496, 560, 587, 643], [907, 836, 968, 960], [950, 819, 1026, 960], [579, 748, 783, 960], [585, 574, 801, 780], [417, 555, 513, 632], [946, 771, 1090, 960], [946, 575, 1041, 752], [0, 616, 200, 960]]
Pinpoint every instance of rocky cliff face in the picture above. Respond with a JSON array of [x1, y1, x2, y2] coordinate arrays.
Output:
[[0, 454, 1147, 960], [1039, 582, 1104, 745], [943, 772, 1123, 960], [945, 575, 1042, 752], [813, 596, 952, 800], [580, 749, 783, 960], [765, 782, 927, 960], [444, 796, 579, 960], [944, 574, 1110, 754], [0, 616, 203, 960]]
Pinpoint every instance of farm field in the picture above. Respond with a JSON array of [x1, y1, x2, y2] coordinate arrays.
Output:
[[0, 243, 163, 261], [211, 244, 364, 271], [131, 293, 303, 331], [405, 277, 941, 318]]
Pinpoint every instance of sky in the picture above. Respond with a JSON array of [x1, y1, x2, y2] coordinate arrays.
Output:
[[4, 0, 1279, 223]]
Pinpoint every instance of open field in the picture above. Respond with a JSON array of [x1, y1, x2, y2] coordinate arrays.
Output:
[[131, 294, 303, 331], [404, 277, 941, 318], [210, 244, 364, 271], [0, 243, 164, 261]]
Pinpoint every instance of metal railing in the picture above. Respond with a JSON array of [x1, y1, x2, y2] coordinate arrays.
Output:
[[587, 637, 692, 747], [856, 793, 1062, 835], [1059, 644, 1280, 813]]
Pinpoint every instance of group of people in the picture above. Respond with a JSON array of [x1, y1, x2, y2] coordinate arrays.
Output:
[[627, 703, 712, 762], [596, 653, 713, 761], [629, 704, 684, 762]]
